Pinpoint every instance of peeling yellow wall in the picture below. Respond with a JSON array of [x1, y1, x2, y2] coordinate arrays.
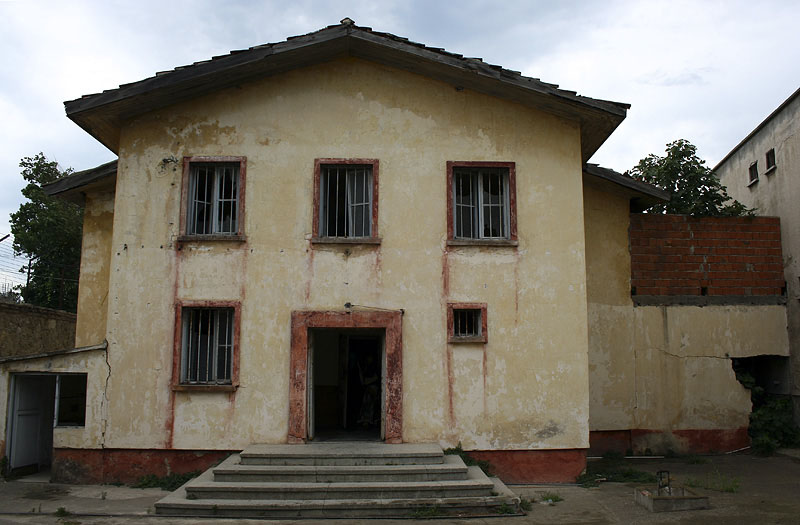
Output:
[[94, 57, 588, 452], [75, 191, 114, 348], [584, 182, 790, 435]]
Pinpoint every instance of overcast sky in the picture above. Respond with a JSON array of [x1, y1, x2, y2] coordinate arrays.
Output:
[[1, 0, 799, 263]]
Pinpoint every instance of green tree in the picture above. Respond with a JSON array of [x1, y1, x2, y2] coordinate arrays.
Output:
[[628, 139, 753, 216], [9, 153, 82, 312]]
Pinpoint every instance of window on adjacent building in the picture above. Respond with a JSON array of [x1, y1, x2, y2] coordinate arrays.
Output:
[[748, 162, 759, 184], [765, 148, 776, 172], [181, 157, 246, 238], [447, 303, 488, 343], [447, 162, 517, 243], [313, 159, 379, 241], [180, 306, 236, 385]]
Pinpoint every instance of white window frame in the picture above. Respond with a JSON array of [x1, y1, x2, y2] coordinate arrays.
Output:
[[319, 164, 374, 238], [186, 163, 240, 235], [453, 167, 511, 240]]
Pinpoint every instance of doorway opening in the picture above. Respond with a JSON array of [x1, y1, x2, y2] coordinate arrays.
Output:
[[289, 309, 403, 443], [5, 373, 87, 476], [309, 330, 383, 441]]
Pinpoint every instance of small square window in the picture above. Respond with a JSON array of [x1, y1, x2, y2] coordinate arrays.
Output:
[[180, 156, 246, 239], [447, 162, 517, 244], [765, 148, 776, 172], [447, 303, 488, 343], [313, 159, 380, 242], [748, 162, 759, 184], [174, 303, 239, 388]]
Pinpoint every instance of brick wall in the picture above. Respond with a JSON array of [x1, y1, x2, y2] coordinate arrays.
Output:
[[630, 214, 784, 296]]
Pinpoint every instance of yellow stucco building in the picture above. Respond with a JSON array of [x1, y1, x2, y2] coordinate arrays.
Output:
[[1, 20, 789, 484]]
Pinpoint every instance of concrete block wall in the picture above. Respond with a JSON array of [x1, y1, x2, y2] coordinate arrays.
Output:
[[630, 214, 784, 297]]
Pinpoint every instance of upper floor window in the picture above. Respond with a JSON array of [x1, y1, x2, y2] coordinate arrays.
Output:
[[313, 159, 380, 242], [765, 148, 776, 173], [748, 162, 759, 185], [181, 156, 246, 239], [447, 162, 517, 244]]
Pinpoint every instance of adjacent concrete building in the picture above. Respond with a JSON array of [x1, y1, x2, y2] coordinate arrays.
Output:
[[1, 21, 791, 483], [715, 87, 800, 423]]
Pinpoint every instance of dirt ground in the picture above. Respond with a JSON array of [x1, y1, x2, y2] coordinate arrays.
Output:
[[0, 451, 798, 524]]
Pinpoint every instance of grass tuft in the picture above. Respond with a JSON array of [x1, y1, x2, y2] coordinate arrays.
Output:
[[443, 442, 492, 476], [577, 456, 657, 487], [684, 469, 740, 493], [132, 471, 200, 491]]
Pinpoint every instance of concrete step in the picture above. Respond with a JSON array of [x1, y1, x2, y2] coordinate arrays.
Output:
[[156, 471, 520, 518], [239, 442, 444, 466], [154, 443, 521, 518], [214, 454, 468, 482], [188, 467, 493, 500]]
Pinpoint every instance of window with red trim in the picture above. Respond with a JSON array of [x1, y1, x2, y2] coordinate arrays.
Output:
[[173, 301, 240, 390], [447, 303, 488, 343], [180, 156, 246, 240], [313, 158, 380, 243], [447, 162, 516, 244]]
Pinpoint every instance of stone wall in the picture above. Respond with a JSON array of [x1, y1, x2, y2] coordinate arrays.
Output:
[[0, 302, 76, 359]]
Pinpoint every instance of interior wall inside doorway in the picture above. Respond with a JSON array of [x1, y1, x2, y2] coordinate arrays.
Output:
[[311, 330, 382, 438]]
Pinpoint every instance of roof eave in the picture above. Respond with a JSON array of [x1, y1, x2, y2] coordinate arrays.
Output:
[[583, 163, 669, 211], [65, 24, 628, 160], [42, 160, 118, 205]]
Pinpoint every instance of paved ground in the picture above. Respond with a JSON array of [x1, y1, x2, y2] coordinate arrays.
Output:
[[0, 450, 798, 524]]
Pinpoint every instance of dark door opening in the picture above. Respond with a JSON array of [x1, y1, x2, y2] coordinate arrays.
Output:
[[310, 330, 383, 441], [6, 373, 87, 476]]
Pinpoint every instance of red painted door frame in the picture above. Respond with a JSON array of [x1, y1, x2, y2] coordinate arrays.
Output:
[[289, 310, 403, 443]]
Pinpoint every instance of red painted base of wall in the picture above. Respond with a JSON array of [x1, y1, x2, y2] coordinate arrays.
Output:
[[589, 430, 632, 456], [468, 449, 586, 483], [52, 448, 231, 485], [590, 428, 750, 456]]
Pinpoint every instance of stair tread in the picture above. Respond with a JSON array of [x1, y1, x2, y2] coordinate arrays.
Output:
[[241, 442, 443, 458], [157, 495, 515, 508], [217, 454, 466, 473], [155, 444, 520, 518]]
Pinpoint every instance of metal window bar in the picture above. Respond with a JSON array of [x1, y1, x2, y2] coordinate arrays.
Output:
[[188, 164, 239, 235], [454, 168, 509, 239], [182, 308, 234, 384], [454, 172, 476, 239], [321, 166, 372, 237], [453, 309, 481, 337], [481, 170, 507, 239]]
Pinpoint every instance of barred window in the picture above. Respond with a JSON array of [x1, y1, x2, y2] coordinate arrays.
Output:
[[319, 164, 373, 238], [447, 303, 488, 343], [181, 308, 234, 385], [187, 163, 240, 235], [452, 166, 511, 240], [453, 309, 481, 338]]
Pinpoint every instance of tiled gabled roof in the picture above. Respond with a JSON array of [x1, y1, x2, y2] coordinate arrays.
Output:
[[65, 19, 629, 161]]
